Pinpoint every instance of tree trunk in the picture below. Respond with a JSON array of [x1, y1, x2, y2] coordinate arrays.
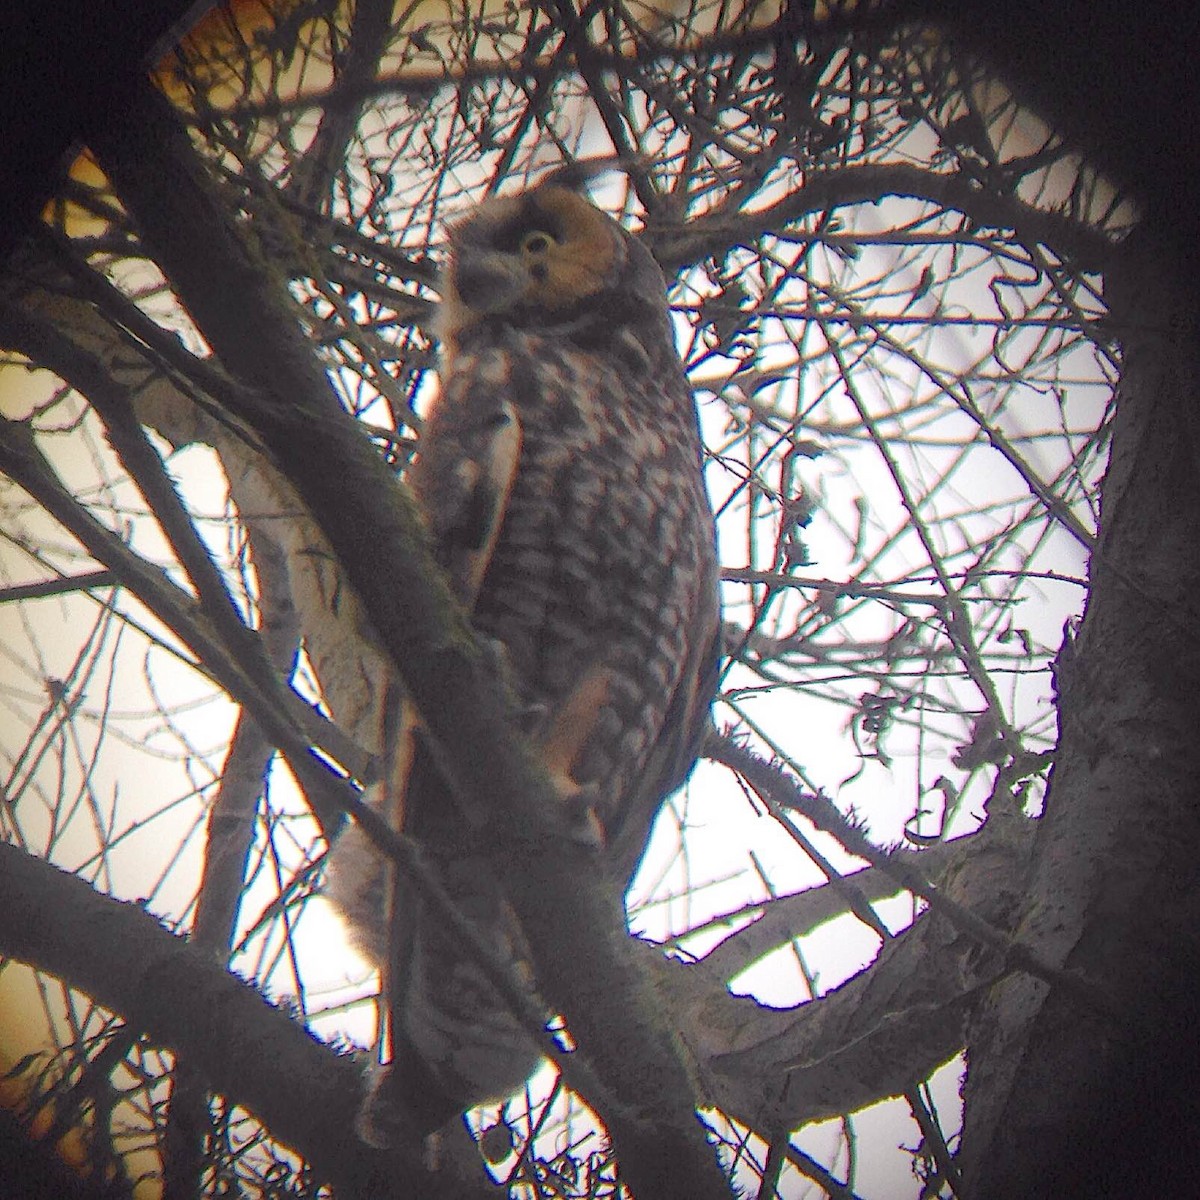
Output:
[[957, 227, 1200, 1195]]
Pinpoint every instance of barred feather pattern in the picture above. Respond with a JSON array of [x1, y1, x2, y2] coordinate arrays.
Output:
[[326, 187, 720, 1136], [418, 314, 720, 878]]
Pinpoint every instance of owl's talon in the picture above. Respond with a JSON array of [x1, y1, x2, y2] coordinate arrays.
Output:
[[356, 1063, 449, 1165], [355, 1064, 406, 1150], [561, 781, 606, 849], [516, 700, 548, 734], [478, 635, 516, 684], [479, 637, 547, 731]]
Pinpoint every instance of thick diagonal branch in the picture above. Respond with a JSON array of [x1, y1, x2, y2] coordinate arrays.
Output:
[[0, 842, 494, 1200], [85, 76, 729, 1199]]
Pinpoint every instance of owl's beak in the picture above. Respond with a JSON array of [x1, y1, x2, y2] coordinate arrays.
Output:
[[451, 251, 530, 315]]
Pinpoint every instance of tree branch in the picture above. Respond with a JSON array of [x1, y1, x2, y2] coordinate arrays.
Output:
[[0, 841, 496, 1200], [684, 834, 975, 986], [0, 403, 353, 840], [85, 75, 730, 1198], [649, 162, 1116, 274], [652, 784, 1039, 1131], [706, 732, 1120, 1019], [282, 0, 399, 210], [168, 517, 304, 1199], [0, 570, 118, 604]]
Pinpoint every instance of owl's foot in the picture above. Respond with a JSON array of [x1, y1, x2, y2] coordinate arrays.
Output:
[[354, 1060, 457, 1157], [477, 637, 550, 729], [562, 780, 606, 848]]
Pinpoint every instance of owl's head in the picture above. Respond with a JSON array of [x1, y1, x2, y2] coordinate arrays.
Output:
[[438, 178, 669, 353]]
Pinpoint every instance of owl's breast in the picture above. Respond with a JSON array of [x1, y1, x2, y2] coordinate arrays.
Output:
[[461, 335, 713, 760]]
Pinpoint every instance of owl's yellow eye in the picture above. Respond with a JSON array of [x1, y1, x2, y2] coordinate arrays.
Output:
[[520, 230, 556, 256]]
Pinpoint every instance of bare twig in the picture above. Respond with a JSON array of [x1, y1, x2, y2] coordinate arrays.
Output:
[[705, 732, 1121, 1021]]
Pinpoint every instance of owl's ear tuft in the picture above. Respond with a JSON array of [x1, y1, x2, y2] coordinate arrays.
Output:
[[539, 155, 649, 196]]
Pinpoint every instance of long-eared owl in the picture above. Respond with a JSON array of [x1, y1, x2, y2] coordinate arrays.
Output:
[[327, 172, 721, 1138]]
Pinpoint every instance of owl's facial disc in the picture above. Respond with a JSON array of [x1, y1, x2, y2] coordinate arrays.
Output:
[[444, 186, 627, 331]]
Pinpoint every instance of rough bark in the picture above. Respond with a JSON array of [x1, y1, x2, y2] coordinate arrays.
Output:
[[82, 74, 731, 1200], [957, 229, 1200, 1195], [0, 841, 495, 1200]]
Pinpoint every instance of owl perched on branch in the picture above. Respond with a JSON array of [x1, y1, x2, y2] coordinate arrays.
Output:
[[327, 167, 721, 1140]]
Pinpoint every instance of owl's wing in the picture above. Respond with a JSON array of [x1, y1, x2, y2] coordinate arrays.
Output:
[[354, 388, 538, 1141], [360, 389, 522, 842], [417, 392, 522, 612], [608, 605, 722, 886]]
